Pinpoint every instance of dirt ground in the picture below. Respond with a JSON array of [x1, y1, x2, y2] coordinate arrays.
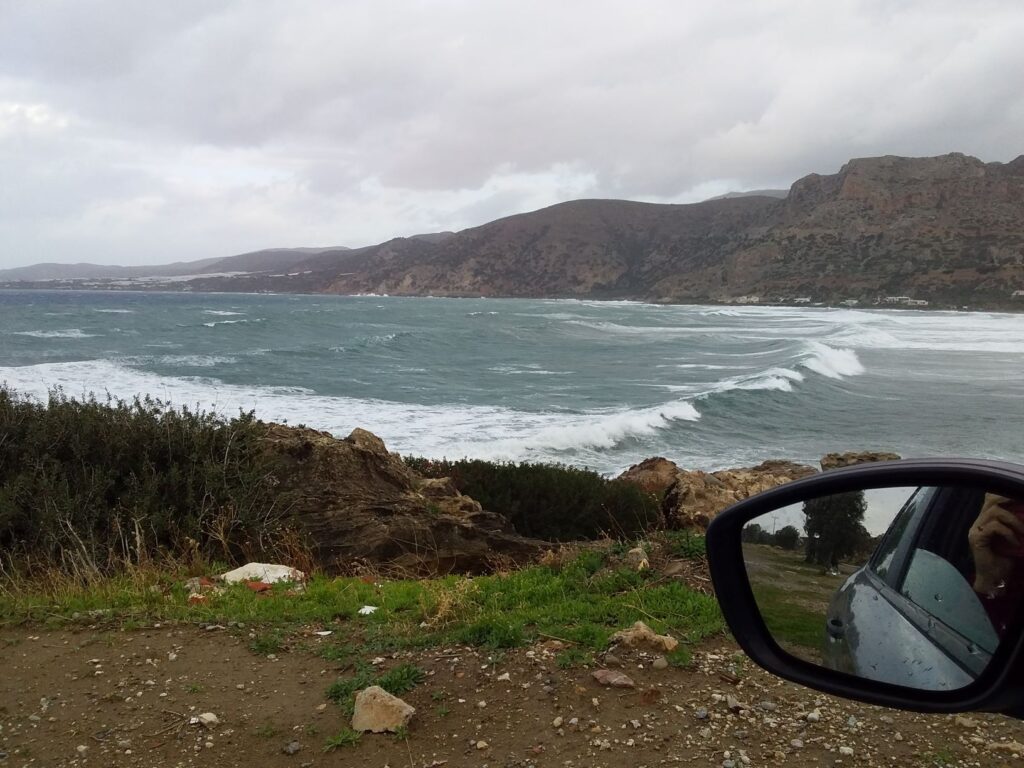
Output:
[[2, 624, 1024, 768]]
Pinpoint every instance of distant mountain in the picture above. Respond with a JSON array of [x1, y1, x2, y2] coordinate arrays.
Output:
[[706, 189, 788, 201], [0, 246, 349, 282], [4, 154, 1023, 309]]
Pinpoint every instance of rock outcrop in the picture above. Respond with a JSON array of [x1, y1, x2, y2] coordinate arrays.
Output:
[[617, 457, 680, 497], [262, 425, 543, 574], [820, 451, 902, 470], [660, 460, 817, 529]]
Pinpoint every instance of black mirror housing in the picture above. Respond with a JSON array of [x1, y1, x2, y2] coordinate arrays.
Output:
[[706, 458, 1024, 715]]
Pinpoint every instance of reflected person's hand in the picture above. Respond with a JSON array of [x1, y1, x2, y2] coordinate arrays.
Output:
[[969, 494, 1024, 596]]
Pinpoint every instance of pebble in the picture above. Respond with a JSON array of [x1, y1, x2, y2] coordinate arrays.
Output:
[[475, 740, 489, 750], [839, 745, 854, 756], [791, 739, 804, 749], [282, 740, 302, 755], [695, 707, 709, 720], [806, 709, 821, 723], [604, 654, 624, 667], [758, 700, 777, 712], [76, 745, 88, 756], [552, 717, 563, 728], [652, 656, 669, 670]]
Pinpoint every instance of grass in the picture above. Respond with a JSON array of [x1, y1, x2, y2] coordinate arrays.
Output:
[[323, 728, 361, 751]]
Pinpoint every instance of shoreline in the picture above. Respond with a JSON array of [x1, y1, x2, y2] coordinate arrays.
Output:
[[2, 284, 1023, 314]]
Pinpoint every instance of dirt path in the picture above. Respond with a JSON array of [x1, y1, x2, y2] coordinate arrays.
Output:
[[1, 625, 1023, 767]]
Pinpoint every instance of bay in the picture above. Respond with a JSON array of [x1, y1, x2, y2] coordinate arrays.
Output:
[[1, 289, 1022, 475]]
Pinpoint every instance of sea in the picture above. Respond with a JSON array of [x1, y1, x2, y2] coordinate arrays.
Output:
[[1, 289, 1022, 476]]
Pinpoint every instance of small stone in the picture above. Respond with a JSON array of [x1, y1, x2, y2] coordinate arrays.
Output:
[[805, 709, 821, 723], [695, 707, 709, 720], [758, 700, 777, 712], [722, 760, 736, 768], [591, 669, 636, 688], [552, 717, 563, 728], [725, 694, 747, 713], [282, 740, 302, 755], [475, 740, 489, 750], [476, 700, 487, 708], [846, 715, 858, 728], [604, 654, 624, 668], [879, 715, 894, 724], [838, 746, 854, 756], [496, 672, 510, 682], [791, 739, 804, 749], [197, 712, 219, 728], [76, 745, 89, 756], [204, 741, 215, 749], [652, 656, 669, 670]]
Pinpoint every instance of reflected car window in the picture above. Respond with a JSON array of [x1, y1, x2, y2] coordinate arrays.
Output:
[[870, 486, 937, 581]]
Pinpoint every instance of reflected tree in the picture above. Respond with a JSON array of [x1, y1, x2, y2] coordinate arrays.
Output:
[[803, 491, 870, 568]]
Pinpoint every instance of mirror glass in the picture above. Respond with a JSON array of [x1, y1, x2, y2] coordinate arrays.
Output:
[[743, 485, 1024, 691]]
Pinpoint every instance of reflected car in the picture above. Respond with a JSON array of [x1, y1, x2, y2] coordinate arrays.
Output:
[[822, 485, 1000, 690]]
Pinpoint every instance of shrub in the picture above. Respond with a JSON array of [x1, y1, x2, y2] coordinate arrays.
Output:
[[405, 457, 661, 540], [0, 386, 297, 576]]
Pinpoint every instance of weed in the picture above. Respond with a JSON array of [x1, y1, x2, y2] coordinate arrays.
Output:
[[555, 648, 594, 668], [430, 690, 446, 702], [323, 728, 361, 751], [392, 724, 409, 741], [184, 683, 204, 694], [249, 630, 285, 656], [254, 723, 280, 738], [435, 704, 450, 717]]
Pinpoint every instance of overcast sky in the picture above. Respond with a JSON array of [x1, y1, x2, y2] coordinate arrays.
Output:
[[2, 0, 1022, 268]]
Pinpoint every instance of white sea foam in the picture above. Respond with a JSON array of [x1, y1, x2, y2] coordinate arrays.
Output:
[[202, 310, 246, 316], [94, 309, 135, 314], [0, 360, 702, 459], [10, 328, 99, 339], [202, 319, 253, 327], [799, 342, 865, 379]]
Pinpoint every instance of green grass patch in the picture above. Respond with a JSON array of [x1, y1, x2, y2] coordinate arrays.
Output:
[[323, 727, 361, 751], [1, 554, 724, 665], [662, 531, 706, 559], [751, 583, 825, 653]]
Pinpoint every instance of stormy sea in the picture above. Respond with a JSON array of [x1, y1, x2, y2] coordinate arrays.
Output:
[[2, 290, 1022, 475]]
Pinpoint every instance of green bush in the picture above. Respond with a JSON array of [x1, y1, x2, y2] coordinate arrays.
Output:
[[404, 457, 661, 540], [0, 386, 295, 574]]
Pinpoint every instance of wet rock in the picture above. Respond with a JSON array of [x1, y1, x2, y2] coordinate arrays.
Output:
[[591, 669, 636, 688], [351, 686, 415, 733]]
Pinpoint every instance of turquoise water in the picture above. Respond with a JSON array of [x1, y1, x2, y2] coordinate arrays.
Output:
[[1, 290, 1022, 474]]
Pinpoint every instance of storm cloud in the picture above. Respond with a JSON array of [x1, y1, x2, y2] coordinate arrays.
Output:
[[2, 0, 1022, 267]]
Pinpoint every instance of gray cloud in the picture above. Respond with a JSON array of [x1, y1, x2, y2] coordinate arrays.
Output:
[[1, 0, 1022, 267]]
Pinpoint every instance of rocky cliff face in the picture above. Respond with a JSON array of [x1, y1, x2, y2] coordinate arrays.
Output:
[[298, 153, 1023, 308]]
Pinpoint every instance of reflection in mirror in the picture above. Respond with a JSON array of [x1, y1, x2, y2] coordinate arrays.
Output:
[[742, 486, 1024, 691]]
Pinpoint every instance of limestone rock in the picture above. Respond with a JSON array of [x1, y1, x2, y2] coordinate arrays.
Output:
[[820, 451, 901, 471], [662, 460, 817, 529], [262, 425, 544, 574], [610, 621, 679, 653], [617, 457, 680, 497], [351, 686, 415, 733]]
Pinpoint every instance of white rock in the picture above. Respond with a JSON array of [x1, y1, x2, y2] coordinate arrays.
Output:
[[197, 712, 219, 727], [496, 672, 510, 682], [476, 740, 489, 750], [220, 563, 305, 584], [351, 686, 415, 733], [839, 746, 854, 756]]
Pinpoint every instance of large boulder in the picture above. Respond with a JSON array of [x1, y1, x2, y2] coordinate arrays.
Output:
[[820, 451, 901, 471], [262, 425, 544, 574], [617, 457, 680, 497], [662, 460, 817, 529]]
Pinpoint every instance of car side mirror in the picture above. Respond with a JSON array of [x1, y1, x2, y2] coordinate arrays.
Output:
[[706, 459, 1024, 714]]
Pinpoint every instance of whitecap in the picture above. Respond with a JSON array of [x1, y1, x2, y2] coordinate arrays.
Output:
[[799, 342, 865, 379], [11, 329, 100, 339]]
